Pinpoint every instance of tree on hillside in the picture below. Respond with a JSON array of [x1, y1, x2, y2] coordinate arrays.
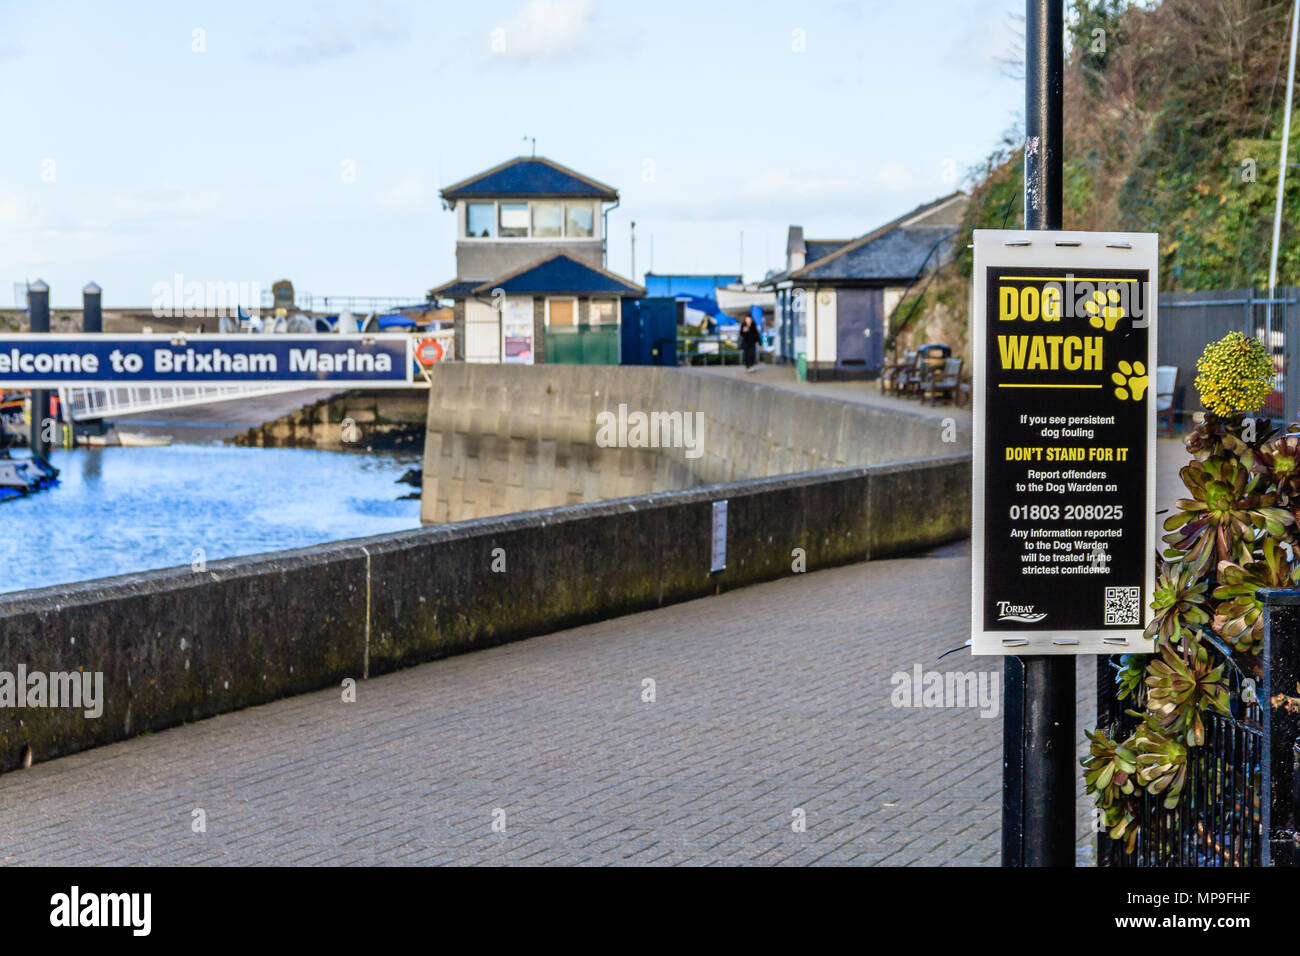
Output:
[[889, 0, 1300, 361]]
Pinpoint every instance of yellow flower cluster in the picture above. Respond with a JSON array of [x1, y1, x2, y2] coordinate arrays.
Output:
[[1194, 332, 1274, 416]]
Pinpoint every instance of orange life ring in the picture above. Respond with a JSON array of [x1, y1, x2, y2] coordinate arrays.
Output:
[[416, 338, 444, 366]]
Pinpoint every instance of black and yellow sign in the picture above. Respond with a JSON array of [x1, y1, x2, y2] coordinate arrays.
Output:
[[971, 231, 1157, 655]]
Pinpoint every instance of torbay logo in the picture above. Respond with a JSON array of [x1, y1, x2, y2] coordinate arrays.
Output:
[[997, 601, 1047, 623]]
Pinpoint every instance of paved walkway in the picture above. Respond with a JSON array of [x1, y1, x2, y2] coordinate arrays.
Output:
[[698, 364, 973, 422], [0, 540, 1096, 865]]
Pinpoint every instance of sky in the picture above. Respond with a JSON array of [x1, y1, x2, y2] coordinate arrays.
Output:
[[0, 0, 1025, 307]]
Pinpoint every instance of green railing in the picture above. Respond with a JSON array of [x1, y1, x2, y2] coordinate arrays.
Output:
[[543, 325, 619, 365]]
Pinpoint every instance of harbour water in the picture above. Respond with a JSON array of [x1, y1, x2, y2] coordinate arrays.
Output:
[[0, 443, 422, 594]]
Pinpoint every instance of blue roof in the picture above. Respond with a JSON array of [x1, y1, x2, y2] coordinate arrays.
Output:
[[798, 225, 957, 281], [472, 254, 643, 296], [428, 278, 482, 299], [681, 295, 724, 317], [441, 157, 618, 201]]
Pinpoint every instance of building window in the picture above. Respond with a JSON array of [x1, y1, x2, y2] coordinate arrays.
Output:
[[589, 299, 618, 325], [466, 203, 495, 238], [532, 202, 563, 238], [499, 203, 529, 238], [565, 202, 595, 238], [546, 298, 577, 327]]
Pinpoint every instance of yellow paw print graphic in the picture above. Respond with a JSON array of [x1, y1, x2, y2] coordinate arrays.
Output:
[[1112, 360, 1148, 401], [1084, 289, 1125, 331]]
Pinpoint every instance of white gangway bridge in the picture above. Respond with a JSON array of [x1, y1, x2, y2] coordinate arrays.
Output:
[[56, 328, 453, 422], [58, 384, 322, 422]]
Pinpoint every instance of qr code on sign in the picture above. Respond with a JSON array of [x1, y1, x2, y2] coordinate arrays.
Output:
[[1105, 586, 1141, 625]]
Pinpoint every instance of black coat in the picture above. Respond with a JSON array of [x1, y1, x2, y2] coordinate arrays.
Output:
[[738, 322, 761, 347]]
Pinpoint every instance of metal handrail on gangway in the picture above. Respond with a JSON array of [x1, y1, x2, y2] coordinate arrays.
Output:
[[58, 384, 317, 422]]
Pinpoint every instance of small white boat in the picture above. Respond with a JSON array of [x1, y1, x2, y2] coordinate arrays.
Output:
[[117, 431, 173, 447], [0, 459, 40, 492], [715, 283, 775, 316]]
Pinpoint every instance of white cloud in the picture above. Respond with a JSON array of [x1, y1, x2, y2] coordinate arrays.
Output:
[[741, 167, 860, 201], [377, 175, 428, 211], [0, 190, 40, 230], [873, 161, 914, 192], [0, 183, 228, 279], [947, 2, 1023, 77], [487, 0, 599, 62], [251, 2, 407, 66], [638, 165, 901, 222], [107, 186, 224, 224]]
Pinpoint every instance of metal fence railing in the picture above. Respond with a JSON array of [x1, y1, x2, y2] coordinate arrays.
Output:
[[1095, 667, 1263, 867], [677, 334, 742, 366], [1095, 585, 1300, 867], [259, 292, 430, 315], [1160, 288, 1298, 422]]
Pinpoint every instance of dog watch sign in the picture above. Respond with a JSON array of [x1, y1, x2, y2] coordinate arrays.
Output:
[[970, 230, 1158, 655]]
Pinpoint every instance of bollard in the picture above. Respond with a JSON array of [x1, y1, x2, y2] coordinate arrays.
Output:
[[26, 279, 51, 459], [1257, 587, 1300, 866], [82, 281, 102, 333]]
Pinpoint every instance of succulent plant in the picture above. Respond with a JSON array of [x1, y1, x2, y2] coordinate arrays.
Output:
[[1161, 458, 1288, 572], [1106, 799, 1142, 853], [1184, 413, 1280, 469], [1211, 537, 1298, 655], [1144, 637, 1232, 746], [1146, 563, 1210, 646], [1132, 721, 1190, 810], [1194, 331, 1275, 417], [1085, 333, 1295, 853], [1081, 728, 1143, 851], [1082, 727, 1139, 806], [1116, 654, 1150, 704], [1255, 432, 1300, 509]]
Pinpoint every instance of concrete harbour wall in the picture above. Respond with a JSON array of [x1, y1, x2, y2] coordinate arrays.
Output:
[[0, 454, 970, 773], [421, 364, 967, 523]]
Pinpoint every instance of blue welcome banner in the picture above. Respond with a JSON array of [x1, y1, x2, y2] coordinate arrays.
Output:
[[0, 334, 414, 386]]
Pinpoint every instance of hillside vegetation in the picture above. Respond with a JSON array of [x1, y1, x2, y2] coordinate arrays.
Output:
[[899, 0, 1298, 357]]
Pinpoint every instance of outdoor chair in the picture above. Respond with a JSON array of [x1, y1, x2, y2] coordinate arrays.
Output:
[[922, 357, 964, 406], [904, 350, 944, 398], [1156, 365, 1178, 435], [877, 354, 897, 393], [897, 352, 926, 397], [880, 350, 916, 394]]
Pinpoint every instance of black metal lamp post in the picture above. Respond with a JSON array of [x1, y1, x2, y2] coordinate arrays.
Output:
[[1002, 0, 1076, 868]]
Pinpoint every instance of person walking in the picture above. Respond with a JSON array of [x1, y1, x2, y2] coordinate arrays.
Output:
[[739, 313, 762, 373]]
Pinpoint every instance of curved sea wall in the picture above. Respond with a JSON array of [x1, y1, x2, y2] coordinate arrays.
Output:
[[421, 364, 967, 523]]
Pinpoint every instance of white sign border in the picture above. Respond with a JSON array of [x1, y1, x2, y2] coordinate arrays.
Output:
[[970, 229, 1159, 656]]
